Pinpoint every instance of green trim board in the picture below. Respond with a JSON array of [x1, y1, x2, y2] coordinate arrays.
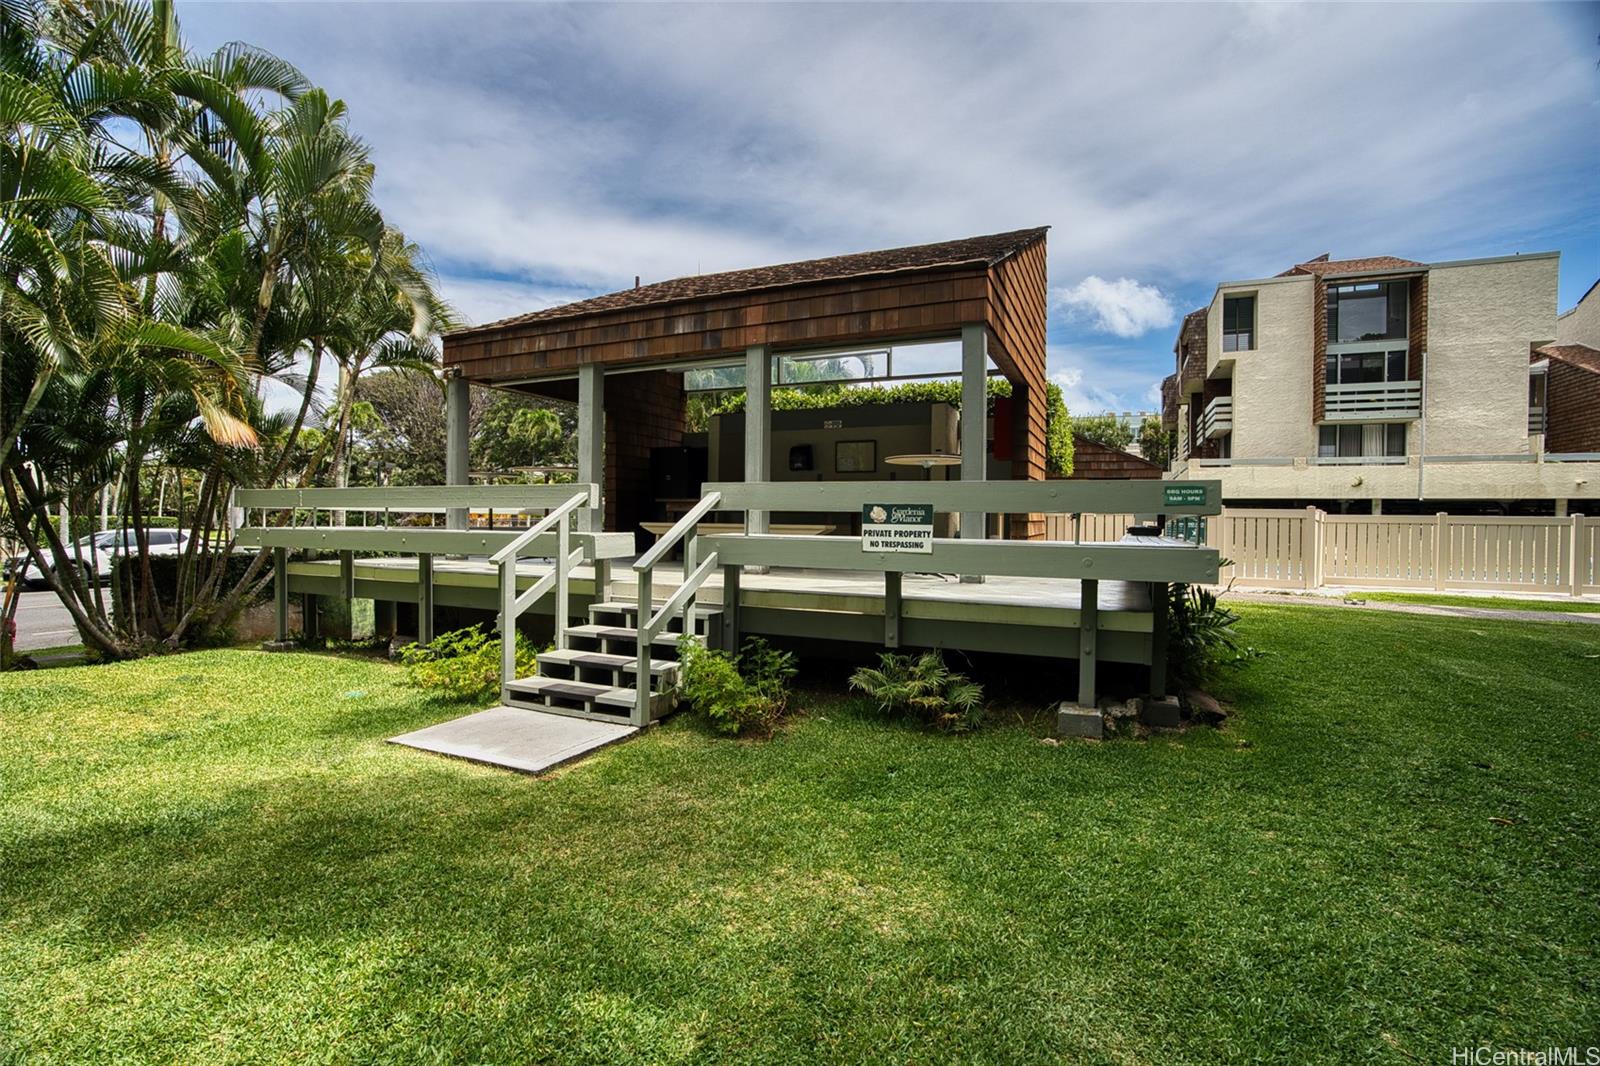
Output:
[[701, 479, 1222, 515]]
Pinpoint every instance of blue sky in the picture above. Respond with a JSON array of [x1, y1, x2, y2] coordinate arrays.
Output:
[[182, 1, 1600, 415]]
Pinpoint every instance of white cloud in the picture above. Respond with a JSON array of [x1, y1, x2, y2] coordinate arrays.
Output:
[[178, 2, 1599, 405], [1048, 345, 1166, 417], [1053, 277, 1177, 338]]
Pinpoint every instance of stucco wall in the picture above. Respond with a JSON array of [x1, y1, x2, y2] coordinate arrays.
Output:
[[1425, 255, 1558, 456], [1556, 281, 1600, 347], [1171, 456, 1600, 505], [1215, 276, 1316, 460]]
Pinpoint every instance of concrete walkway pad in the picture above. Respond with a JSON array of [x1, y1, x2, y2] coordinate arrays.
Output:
[[390, 706, 637, 775]]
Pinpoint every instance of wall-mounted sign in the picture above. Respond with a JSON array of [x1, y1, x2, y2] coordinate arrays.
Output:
[[1163, 484, 1208, 508], [862, 503, 933, 553]]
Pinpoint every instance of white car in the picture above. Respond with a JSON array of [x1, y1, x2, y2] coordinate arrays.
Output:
[[15, 529, 192, 590]]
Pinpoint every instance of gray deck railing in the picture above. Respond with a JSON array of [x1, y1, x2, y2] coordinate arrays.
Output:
[[235, 483, 607, 646], [490, 491, 591, 703], [630, 492, 724, 722], [632, 479, 1222, 709]]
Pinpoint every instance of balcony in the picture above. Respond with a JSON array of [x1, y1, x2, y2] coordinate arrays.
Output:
[[1199, 396, 1233, 440], [1323, 380, 1421, 422]]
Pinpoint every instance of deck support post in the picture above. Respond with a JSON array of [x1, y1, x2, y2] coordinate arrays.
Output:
[[720, 563, 741, 651], [960, 323, 987, 583], [744, 344, 771, 552], [1078, 578, 1098, 708], [444, 369, 469, 532], [499, 555, 515, 699], [338, 550, 355, 600], [1148, 581, 1168, 698], [577, 362, 605, 535], [417, 553, 435, 645], [884, 570, 901, 648], [304, 594, 320, 641], [272, 547, 288, 641]]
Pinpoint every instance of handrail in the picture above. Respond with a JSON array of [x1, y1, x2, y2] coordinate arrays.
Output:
[[634, 491, 723, 572], [631, 489, 724, 726], [699, 480, 1221, 516], [237, 483, 598, 512], [497, 490, 592, 698], [490, 492, 589, 564]]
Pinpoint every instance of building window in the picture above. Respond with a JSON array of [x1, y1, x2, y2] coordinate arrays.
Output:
[[1325, 348, 1410, 385], [1319, 423, 1407, 458], [1327, 280, 1408, 345], [1222, 295, 1255, 352]]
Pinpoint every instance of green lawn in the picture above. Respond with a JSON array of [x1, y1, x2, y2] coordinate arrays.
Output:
[[1347, 591, 1600, 614], [2, 606, 1596, 1063]]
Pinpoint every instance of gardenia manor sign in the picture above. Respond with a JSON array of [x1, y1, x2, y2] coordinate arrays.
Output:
[[862, 503, 934, 553]]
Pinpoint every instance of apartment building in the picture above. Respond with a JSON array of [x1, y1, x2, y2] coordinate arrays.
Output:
[[1161, 251, 1600, 514]]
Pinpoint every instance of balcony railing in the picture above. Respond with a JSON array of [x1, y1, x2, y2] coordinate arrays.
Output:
[[1199, 396, 1233, 440], [1529, 406, 1547, 435], [1323, 380, 1422, 421]]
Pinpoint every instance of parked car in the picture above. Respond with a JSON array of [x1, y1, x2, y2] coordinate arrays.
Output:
[[15, 529, 191, 590]]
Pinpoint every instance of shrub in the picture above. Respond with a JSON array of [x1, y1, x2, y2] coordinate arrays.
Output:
[[400, 625, 539, 704], [1163, 583, 1242, 693], [848, 651, 986, 732], [677, 635, 796, 737]]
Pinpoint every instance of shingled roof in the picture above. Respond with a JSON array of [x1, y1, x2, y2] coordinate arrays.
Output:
[[1538, 343, 1600, 376], [1277, 253, 1426, 278], [452, 227, 1050, 336]]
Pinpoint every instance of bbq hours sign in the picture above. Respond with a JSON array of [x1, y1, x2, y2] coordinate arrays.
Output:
[[862, 503, 934, 553]]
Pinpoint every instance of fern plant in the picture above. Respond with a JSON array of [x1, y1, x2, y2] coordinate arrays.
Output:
[[849, 651, 986, 732], [1164, 583, 1242, 692]]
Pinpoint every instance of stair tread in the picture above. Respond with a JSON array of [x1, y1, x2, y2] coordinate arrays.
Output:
[[505, 676, 639, 708], [538, 649, 678, 673]]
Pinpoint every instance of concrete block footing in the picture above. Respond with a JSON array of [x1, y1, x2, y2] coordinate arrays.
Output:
[[1140, 696, 1183, 728], [1055, 702, 1104, 739], [259, 639, 298, 653]]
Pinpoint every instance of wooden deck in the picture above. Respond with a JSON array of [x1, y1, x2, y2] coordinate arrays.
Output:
[[285, 554, 1159, 663]]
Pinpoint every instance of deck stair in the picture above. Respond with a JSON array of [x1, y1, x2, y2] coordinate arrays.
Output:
[[501, 600, 721, 724]]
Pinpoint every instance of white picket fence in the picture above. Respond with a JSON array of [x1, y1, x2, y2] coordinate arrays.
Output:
[[1041, 508, 1600, 596]]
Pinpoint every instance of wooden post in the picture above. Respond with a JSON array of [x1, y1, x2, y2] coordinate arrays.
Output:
[[577, 363, 604, 534], [959, 323, 987, 582], [592, 558, 610, 605], [499, 556, 515, 697], [1570, 513, 1584, 598], [744, 344, 771, 540], [1304, 506, 1322, 591], [884, 571, 902, 648], [1149, 581, 1168, 699], [444, 371, 469, 532], [1078, 578, 1098, 708], [1433, 512, 1448, 591], [683, 527, 698, 636], [417, 553, 434, 644], [720, 563, 741, 651], [338, 550, 355, 600], [634, 567, 653, 726], [555, 520, 570, 648], [272, 547, 288, 641]]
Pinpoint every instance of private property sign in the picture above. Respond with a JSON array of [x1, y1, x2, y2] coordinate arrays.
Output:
[[862, 503, 934, 553]]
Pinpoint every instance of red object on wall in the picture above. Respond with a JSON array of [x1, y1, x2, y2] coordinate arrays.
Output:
[[991, 395, 1014, 461]]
